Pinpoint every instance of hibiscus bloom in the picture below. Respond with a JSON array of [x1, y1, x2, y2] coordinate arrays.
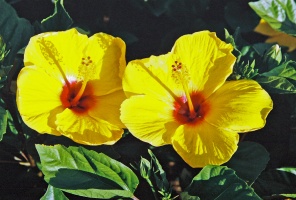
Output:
[[120, 31, 273, 167], [17, 28, 126, 145]]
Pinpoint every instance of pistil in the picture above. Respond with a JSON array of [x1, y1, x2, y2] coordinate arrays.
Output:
[[182, 81, 197, 119], [70, 81, 87, 107], [172, 61, 197, 119]]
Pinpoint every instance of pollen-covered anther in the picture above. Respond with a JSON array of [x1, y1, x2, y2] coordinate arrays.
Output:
[[81, 56, 93, 66], [171, 61, 183, 72]]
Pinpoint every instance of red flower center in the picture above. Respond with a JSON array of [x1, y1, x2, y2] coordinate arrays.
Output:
[[173, 91, 210, 125], [60, 81, 96, 114]]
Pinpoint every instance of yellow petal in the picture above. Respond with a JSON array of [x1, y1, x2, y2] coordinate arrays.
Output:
[[265, 34, 296, 52], [254, 19, 296, 52], [24, 28, 88, 81], [16, 65, 64, 135], [120, 95, 178, 146], [172, 122, 239, 168], [254, 19, 280, 37], [123, 54, 183, 100], [56, 109, 123, 145], [88, 89, 126, 128], [172, 31, 236, 97], [84, 33, 126, 95], [205, 80, 273, 132]]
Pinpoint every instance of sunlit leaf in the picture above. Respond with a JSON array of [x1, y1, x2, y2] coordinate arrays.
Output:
[[281, 194, 296, 198], [36, 144, 139, 199], [0, 0, 34, 65], [260, 60, 296, 80], [256, 60, 296, 93], [249, 0, 296, 36], [40, 185, 69, 200], [40, 0, 73, 31], [225, 142, 269, 184], [184, 165, 261, 200], [277, 167, 296, 175]]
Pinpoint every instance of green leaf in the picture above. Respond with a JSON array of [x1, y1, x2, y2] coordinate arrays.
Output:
[[180, 192, 200, 200], [36, 144, 139, 199], [249, 0, 296, 35], [148, 149, 170, 192], [40, 185, 69, 200], [256, 60, 296, 93], [281, 194, 296, 198], [260, 60, 296, 80], [184, 165, 261, 200], [0, 105, 7, 141], [277, 167, 296, 175], [49, 168, 122, 190], [0, 0, 34, 65], [40, 0, 73, 32], [225, 142, 269, 184], [253, 169, 296, 196], [256, 76, 296, 93], [0, 65, 13, 90]]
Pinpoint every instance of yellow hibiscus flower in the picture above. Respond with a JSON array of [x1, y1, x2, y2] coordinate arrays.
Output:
[[17, 28, 126, 145], [120, 31, 273, 168]]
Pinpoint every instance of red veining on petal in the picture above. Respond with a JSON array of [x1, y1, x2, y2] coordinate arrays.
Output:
[[173, 91, 211, 126], [60, 81, 96, 115]]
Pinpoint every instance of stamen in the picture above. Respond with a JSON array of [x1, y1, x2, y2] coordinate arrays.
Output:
[[172, 61, 196, 119], [70, 81, 87, 107]]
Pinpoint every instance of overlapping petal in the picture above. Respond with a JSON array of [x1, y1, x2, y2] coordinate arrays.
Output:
[[85, 33, 126, 95], [88, 89, 126, 129], [120, 95, 178, 146], [56, 109, 123, 145], [16, 65, 64, 135]]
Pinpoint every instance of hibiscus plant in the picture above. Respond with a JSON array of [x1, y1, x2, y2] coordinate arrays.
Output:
[[0, 0, 295, 199]]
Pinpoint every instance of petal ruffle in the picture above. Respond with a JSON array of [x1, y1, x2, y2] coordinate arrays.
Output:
[[172, 31, 236, 97], [56, 109, 123, 145], [205, 80, 273, 132], [24, 28, 88, 81], [17, 65, 64, 135], [172, 122, 239, 168], [120, 95, 178, 146]]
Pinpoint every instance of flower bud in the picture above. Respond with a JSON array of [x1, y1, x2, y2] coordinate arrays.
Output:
[[263, 44, 282, 70]]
